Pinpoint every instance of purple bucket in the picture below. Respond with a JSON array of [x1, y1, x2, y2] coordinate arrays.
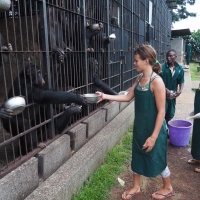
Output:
[[168, 119, 193, 147]]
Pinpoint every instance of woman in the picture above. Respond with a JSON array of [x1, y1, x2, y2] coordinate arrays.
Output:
[[188, 87, 200, 173], [96, 44, 174, 200]]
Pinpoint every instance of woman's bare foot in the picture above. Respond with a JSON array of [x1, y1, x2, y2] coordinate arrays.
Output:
[[122, 187, 141, 200], [188, 159, 200, 165], [151, 187, 174, 200], [194, 167, 200, 173]]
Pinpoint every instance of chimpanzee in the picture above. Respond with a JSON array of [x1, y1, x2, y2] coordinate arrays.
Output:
[[88, 57, 98, 83], [86, 21, 103, 52], [56, 104, 82, 134], [93, 74, 118, 95], [85, 0, 106, 22], [110, 16, 119, 27], [0, 32, 13, 67], [94, 32, 116, 53], [64, 0, 80, 14], [2, 64, 89, 155], [38, 4, 71, 64], [72, 19, 103, 52]]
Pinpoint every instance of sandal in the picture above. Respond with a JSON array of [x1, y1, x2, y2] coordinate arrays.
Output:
[[151, 190, 175, 200], [188, 159, 200, 165], [122, 190, 141, 200], [194, 167, 200, 173]]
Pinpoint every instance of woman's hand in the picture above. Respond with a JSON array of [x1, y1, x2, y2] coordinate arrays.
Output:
[[95, 91, 104, 103], [142, 136, 156, 152]]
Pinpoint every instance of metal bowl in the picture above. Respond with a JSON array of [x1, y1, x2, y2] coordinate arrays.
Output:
[[109, 33, 116, 41], [3, 96, 26, 115], [82, 93, 101, 103], [89, 23, 100, 31], [0, 0, 11, 11], [118, 91, 128, 95]]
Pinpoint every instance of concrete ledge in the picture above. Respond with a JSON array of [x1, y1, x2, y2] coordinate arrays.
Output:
[[67, 123, 87, 151], [37, 134, 71, 181], [83, 109, 106, 139], [0, 157, 38, 200], [25, 101, 135, 200], [120, 101, 131, 111], [104, 101, 120, 122]]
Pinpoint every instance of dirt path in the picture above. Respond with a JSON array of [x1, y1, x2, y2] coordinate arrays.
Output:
[[109, 69, 200, 200], [109, 143, 200, 200]]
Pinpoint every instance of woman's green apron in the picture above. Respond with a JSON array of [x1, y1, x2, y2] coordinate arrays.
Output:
[[131, 73, 167, 177], [191, 88, 200, 159]]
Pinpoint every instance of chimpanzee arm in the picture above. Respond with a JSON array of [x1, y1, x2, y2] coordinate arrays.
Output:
[[0, 32, 12, 51], [93, 74, 118, 95], [86, 31, 100, 39], [33, 87, 87, 106], [56, 105, 82, 134]]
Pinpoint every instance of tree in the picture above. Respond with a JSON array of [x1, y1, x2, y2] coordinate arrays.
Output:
[[183, 30, 200, 59], [171, 0, 196, 23]]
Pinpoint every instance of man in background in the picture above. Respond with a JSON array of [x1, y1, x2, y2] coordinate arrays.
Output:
[[185, 40, 192, 69], [159, 49, 184, 126]]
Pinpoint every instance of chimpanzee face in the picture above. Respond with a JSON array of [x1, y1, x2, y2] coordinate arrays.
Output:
[[26, 65, 45, 86]]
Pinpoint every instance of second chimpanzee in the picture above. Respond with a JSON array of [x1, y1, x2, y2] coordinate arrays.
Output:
[[0, 32, 13, 67], [94, 32, 116, 53], [38, 4, 71, 63], [86, 21, 103, 52], [2, 64, 88, 155]]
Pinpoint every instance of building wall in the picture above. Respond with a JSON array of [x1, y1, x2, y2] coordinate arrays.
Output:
[[171, 38, 184, 65]]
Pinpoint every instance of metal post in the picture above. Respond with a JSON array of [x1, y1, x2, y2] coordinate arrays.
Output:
[[82, 0, 89, 115], [107, 0, 111, 87], [40, 0, 55, 138], [120, 0, 124, 91]]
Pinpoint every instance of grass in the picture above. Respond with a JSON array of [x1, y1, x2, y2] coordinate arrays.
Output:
[[71, 126, 133, 200], [189, 62, 200, 81]]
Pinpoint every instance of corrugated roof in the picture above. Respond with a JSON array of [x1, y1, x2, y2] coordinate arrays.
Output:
[[171, 29, 191, 37]]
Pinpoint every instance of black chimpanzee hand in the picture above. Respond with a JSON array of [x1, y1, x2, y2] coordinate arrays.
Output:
[[78, 95, 91, 106], [1, 43, 13, 51], [64, 104, 82, 113], [0, 107, 14, 119], [53, 47, 65, 63], [7, 43, 13, 51]]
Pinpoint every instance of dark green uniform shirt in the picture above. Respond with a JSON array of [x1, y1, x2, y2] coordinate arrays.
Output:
[[159, 62, 184, 92], [159, 62, 184, 122], [185, 43, 192, 65]]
